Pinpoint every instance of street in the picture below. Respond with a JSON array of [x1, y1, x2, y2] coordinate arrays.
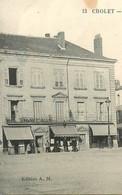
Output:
[[1, 149, 122, 194]]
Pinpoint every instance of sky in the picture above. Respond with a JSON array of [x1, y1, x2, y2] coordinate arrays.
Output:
[[0, 0, 122, 83]]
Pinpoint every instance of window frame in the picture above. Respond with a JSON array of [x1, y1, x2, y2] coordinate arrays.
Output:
[[74, 71, 86, 89], [53, 70, 64, 88], [31, 68, 43, 88], [94, 71, 105, 90]]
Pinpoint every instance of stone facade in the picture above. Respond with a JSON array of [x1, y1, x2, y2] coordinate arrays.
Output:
[[0, 32, 118, 149]]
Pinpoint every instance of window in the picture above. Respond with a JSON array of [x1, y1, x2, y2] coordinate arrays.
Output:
[[4, 67, 23, 86], [75, 72, 85, 88], [95, 72, 105, 89], [77, 102, 85, 121], [54, 70, 64, 87], [11, 101, 18, 121], [9, 68, 17, 85], [96, 102, 107, 121], [56, 101, 64, 121], [9, 100, 24, 121], [33, 101, 42, 121], [31, 69, 43, 87]]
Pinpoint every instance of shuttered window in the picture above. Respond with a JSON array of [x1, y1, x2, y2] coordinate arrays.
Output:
[[75, 72, 85, 88], [33, 101, 42, 121], [31, 69, 43, 87], [4, 67, 23, 86], [95, 72, 105, 89], [56, 101, 64, 121], [54, 70, 64, 87]]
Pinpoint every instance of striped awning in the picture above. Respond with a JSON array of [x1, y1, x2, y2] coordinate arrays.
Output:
[[51, 125, 80, 137], [3, 126, 34, 140], [90, 124, 117, 136]]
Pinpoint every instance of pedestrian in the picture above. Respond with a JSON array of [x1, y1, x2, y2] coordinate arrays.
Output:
[[45, 140, 51, 153], [26, 142, 31, 154], [63, 137, 68, 152], [37, 137, 44, 153], [72, 139, 77, 152]]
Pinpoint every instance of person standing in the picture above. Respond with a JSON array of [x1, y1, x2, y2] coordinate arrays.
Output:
[[63, 137, 68, 152], [45, 140, 51, 153]]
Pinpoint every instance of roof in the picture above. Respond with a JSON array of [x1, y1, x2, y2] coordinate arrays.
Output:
[[3, 126, 34, 140], [0, 33, 115, 61], [51, 125, 80, 137]]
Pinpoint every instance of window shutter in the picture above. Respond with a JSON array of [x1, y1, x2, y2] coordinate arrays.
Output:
[[75, 72, 79, 88], [95, 72, 99, 88], [19, 68, 23, 86], [100, 73, 105, 88], [4, 67, 9, 85], [17, 68, 23, 86], [38, 71, 43, 87]]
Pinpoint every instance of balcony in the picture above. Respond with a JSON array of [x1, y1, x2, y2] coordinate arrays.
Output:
[[6, 112, 111, 125]]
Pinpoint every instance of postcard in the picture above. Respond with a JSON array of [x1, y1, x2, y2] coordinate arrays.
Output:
[[0, 0, 122, 194]]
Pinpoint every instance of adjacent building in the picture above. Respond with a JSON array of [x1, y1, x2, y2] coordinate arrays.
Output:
[[115, 80, 122, 146], [0, 32, 118, 153]]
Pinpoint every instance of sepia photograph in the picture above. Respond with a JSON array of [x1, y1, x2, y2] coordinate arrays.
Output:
[[0, 0, 122, 194]]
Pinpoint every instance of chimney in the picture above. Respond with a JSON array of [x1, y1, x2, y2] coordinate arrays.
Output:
[[57, 31, 65, 50], [45, 33, 50, 38], [115, 80, 120, 90], [94, 34, 103, 57]]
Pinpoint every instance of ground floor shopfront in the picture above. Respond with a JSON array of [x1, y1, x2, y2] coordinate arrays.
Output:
[[117, 124, 122, 147], [2, 126, 34, 155], [2, 122, 118, 154]]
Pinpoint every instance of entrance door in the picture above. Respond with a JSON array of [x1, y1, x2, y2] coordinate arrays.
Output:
[[77, 102, 85, 121], [56, 101, 64, 121], [79, 134, 86, 149]]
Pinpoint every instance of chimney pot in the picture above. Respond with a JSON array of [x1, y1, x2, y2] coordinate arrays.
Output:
[[45, 33, 50, 38]]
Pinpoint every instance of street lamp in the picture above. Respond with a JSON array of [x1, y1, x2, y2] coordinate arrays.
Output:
[[105, 98, 111, 148]]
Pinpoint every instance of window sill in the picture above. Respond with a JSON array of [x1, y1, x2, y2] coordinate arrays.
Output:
[[53, 87, 66, 90], [94, 88, 106, 91], [5, 85, 23, 88], [31, 86, 45, 89], [74, 88, 87, 90]]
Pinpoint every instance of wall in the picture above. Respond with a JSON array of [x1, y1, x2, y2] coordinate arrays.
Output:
[[0, 52, 116, 130]]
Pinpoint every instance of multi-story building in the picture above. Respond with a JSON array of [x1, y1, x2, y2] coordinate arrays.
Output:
[[0, 32, 118, 153], [115, 80, 122, 146]]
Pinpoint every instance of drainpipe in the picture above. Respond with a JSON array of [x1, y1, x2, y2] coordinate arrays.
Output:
[[66, 58, 71, 117]]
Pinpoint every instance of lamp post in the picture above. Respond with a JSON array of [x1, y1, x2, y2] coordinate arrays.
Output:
[[105, 98, 111, 148]]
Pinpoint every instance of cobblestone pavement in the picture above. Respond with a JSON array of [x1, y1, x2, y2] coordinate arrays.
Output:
[[1, 148, 122, 194]]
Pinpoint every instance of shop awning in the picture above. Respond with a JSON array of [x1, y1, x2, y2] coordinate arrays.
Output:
[[3, 126, 34, 140], [90, 124, 117, 136], [51, 126, 80, 137]]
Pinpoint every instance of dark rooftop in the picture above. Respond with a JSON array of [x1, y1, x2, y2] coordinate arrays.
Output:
[[0, 33, 116, 62]]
